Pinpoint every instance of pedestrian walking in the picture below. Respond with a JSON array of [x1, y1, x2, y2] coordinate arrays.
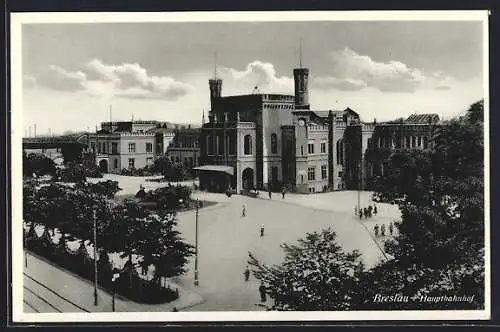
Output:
[[281, 186, 286, 199], [359, 209, 363, 219], [374, 224, 379, 236], [259, 283, 267, 302], [363, 207, 368, 219], [244, 266, 250, 281], [260, 224, 265, 237], [354, 206, 358, 216], [373, 204, 378, 216], [389, 222, 394, 236], [380, 223, 386, 236], [368, 205, 373, 216], [242, 204, 247, 217], [268, 188, 272, 199]]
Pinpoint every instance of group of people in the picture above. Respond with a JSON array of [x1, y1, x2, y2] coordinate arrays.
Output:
[[374, 221, 394, 237], [355, 204, 378, 219], [244, 266, 267, 302], [268, 186, 287, 199]]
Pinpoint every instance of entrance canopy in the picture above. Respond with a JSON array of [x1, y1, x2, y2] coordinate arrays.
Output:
[[193, 165, 234, 176]]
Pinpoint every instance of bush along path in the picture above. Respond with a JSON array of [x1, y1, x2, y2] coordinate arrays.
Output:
[[23, 178, 195, 304]]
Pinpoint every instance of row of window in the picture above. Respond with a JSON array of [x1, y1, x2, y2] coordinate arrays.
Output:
[[300, 141, 328, 156], [117, 157, 154, 169], [128, 142, 153, 153], [306, 166, 343, 181], [91, 141, 153, 154], [369, 136, 429, 149]]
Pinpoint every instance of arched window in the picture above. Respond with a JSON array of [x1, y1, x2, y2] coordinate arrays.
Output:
[[271, 133, 278, 154], [244, 135, 252, 155], [336, 139, 344, 165]]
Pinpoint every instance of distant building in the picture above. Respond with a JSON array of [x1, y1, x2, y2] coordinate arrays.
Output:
[[166, 125, 201, 169], [87, 121, 201, 173], [198, 62, 439, 194], [22, 134, 89, 163]]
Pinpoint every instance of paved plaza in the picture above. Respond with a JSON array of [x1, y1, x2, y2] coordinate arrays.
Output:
[[24, 175, 401, 312]]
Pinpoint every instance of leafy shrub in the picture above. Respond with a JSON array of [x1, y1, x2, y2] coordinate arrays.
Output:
[[23, 152, 57, 177]]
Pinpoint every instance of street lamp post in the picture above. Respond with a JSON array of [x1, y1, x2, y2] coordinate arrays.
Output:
[[357, 160, 361, 215], [24, 223, 28, 268], [194, 198, 199, 286], [112, 268, 120, 312], [93, 209, 98, 306]]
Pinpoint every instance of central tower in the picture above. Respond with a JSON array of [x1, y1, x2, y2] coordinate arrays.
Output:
[[293, 39, 310, 110], [209, 52, 222, 112]]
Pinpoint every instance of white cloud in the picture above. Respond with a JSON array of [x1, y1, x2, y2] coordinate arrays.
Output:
[[220, 61, 293, 94], [31, 59, 192, 100], [314, 47, 458, 93], [314, 76, 367, 91], [23, 75, 37, 88]]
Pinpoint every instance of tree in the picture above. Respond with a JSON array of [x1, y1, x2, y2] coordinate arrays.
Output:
[[23, 152, 56, 177], [248, 228, 364, 311], [136, 212, 194, 286], [151, 156, 189, 181], [360, 100, 485, 310]]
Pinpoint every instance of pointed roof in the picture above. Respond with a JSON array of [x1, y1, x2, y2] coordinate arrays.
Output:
[[406, 113, 440, 124]]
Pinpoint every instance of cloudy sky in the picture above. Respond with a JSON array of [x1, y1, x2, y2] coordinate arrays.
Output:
[[21, 19, 485, 135]]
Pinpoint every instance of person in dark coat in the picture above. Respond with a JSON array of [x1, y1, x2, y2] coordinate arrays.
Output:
[[373, 204, 378, 216], [359, 209, 363, 219], [268, 188, 272, 199], [363, 207, 368, 218], [259, 283, 267, 302], [260, 224, 265, 237], [374, 224, 379, 236], [380, 224, 386, 236], [242, 204, 247, 217], [389, 221, 394, 235], [281, 187, 286, 199], [244, 267, 250, 281], [368, 205, 373, 217]]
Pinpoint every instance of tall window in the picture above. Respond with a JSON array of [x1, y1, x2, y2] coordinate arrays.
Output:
[[91, 142, 96, 152], [218, 135, 224, 155], [411, 136, 416, 148], [207, 136, 214, 155], [111, 142, 118, 154], [336, 140, 344, 165], [320, 141, 326, 154], [301, 146, 304, 156], [271, 133, 278, 154], [308, 142, 315, 154], [395, 134, 401, 149], [146, 157, 153, 165], [146, 143, 153, 152], [244, 135, 252, 155], [128, 143, 136, 153], [417, 136, 422, 148], [406, 136, 411, 148], [423, 136, 429, 149], [321, 165, 327, 179], [113, 159, 118, 169], [128, 158, 135, 168], [308, 167, 316, 181]]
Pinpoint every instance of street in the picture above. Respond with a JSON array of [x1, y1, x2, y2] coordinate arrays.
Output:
[[24, 184, 400, 312]]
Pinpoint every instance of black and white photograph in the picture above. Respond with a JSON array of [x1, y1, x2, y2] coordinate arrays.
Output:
[[11, 11, 490, 322]]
